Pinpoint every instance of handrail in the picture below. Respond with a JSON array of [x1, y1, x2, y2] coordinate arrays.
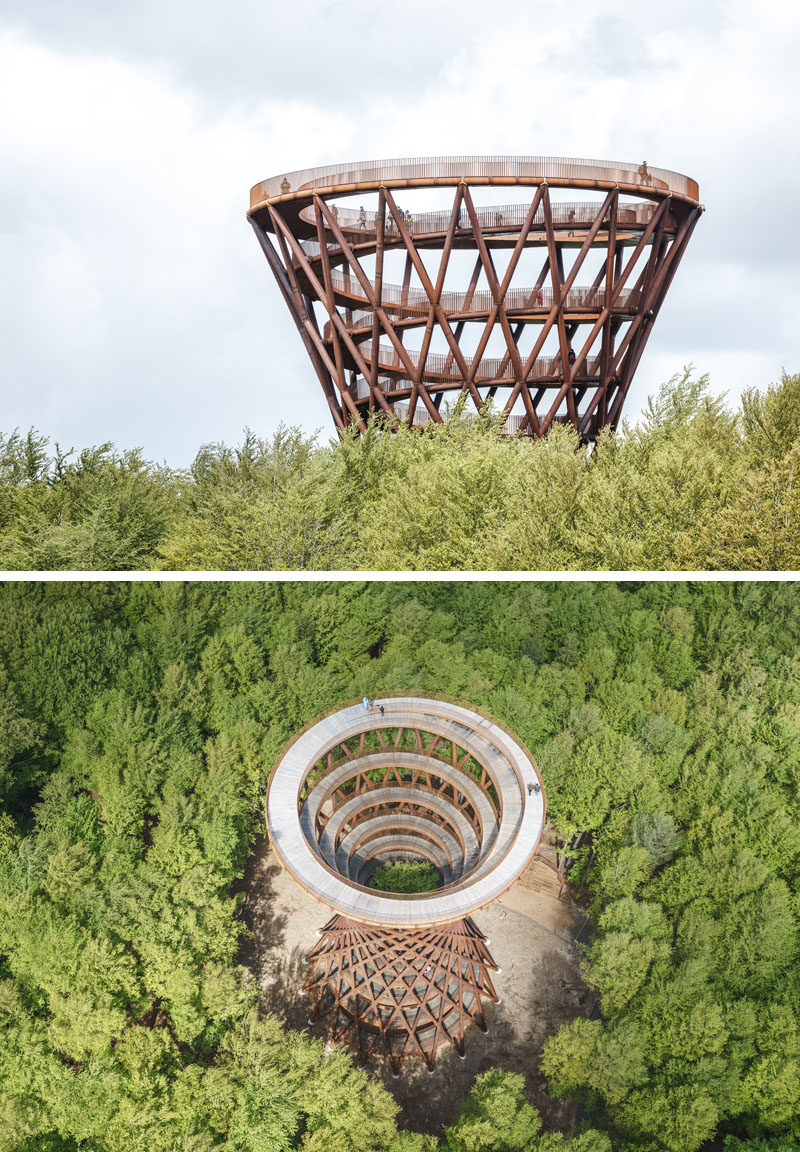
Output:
[[250, 154, 700, 211], [298, 197, 657, 237], [392, 402, 558, 433], [327, 280, 640, 319], [353, 340, 601, 382]]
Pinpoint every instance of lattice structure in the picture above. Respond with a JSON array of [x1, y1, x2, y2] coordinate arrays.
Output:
[[249, 156, 702, 440], [266, 697, 545, 1070], [305, 916, 497, 1073]]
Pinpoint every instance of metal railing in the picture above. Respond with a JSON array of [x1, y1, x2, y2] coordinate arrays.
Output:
[[298, 197, 656, 237], [250, 155, 700, 209], [389, 402, 575, 431], [350, 346, 603, 390], [331, 282, 640, 323]]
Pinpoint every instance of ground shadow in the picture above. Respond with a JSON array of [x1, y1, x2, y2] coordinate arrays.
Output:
[[238, 836, 588, 1137], [371, 943, 586, 1134], [236, 833, 309, 1032]]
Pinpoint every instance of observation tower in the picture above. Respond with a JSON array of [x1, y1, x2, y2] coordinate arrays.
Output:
[[248, 155, 702, 440], [265, 697, 545, 1073]]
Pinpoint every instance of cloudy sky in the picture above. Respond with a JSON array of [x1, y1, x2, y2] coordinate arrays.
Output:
[[2, 0, 799, 467]]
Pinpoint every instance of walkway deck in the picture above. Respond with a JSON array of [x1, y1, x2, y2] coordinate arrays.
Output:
[[266, 697, 545, 928], [250, 155, 700, 215]]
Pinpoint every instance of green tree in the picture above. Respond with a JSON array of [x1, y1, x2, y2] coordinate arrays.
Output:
[[443, 1070, 541, 1152], [369, 860, 440, 892]]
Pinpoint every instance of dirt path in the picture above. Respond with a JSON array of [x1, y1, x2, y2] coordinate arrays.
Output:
[[238, 833, 589, 1136]]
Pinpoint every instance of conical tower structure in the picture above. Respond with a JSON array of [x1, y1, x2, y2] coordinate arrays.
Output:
[[249, 156, 702, 440], [266, 697, 545, 1071]]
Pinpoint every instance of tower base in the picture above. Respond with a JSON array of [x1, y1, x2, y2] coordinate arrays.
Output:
[[304, 915, 499, 1072]]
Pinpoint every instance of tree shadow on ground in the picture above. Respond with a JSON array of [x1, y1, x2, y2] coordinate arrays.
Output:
[[236, 833, 309, 1032], [237, 835, 587, 1136], [370, 945, 585, 1136]]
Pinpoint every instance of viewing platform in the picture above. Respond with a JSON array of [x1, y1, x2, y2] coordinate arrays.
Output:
[[249, 155, 702, 440]]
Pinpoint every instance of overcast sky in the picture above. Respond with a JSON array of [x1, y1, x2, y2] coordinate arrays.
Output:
[[2, 0, 799, 468]]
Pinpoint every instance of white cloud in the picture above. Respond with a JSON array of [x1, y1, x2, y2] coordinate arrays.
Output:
[[1, 0, 799, 464], [0, 29, 354, 463]]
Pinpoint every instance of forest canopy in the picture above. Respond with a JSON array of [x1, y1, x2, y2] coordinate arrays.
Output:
[[368, 860, 441, 893], [1, 580, 799, 1151], [2, 369, 800, 571]]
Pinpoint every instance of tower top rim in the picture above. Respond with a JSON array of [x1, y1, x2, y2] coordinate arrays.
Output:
[[249, 154, 700, 215]]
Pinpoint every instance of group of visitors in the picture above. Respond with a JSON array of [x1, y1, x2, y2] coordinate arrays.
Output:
[[353, 206, 413, 234]]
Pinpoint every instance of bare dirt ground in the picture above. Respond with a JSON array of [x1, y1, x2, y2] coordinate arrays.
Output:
[[238, 833, 590, 1137]]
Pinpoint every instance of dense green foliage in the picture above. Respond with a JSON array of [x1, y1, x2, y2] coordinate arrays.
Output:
[[1, 581, 799, 1151], [369, 860, 441, 893], [3, 370, 800, 570]]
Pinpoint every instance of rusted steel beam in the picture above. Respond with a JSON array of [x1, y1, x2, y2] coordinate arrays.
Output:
[[317, 198, 441, 426], [249, 217, 346, 430], [443, 254, 483, 377], [269, 208, 368, 431], [462, 186, 532, 413], [510, 194, 616, 421], [384, 188, 485, 414], [251, 158, 701, 440], [607, 206, 703, 427], [537, 196, 673, 433], [314, 201, 419, 412], [313, 199, 349, 400], [371, 188, 386, 397], [409, 186, 464, 425], [275, 206, 396, 426]]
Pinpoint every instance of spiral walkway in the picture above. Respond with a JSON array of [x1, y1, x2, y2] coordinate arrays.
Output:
[[266, 697, 545, 929]]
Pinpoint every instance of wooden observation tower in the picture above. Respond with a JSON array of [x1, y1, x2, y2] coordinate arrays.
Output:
[[265, 697, 545, 1072], [248, 156, 702, 440]]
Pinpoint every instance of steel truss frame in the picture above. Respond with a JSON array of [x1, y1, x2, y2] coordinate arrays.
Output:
[[249, 159, 702, 440], [304, 915, 498, 1073], [303, 724, 500, 842]]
